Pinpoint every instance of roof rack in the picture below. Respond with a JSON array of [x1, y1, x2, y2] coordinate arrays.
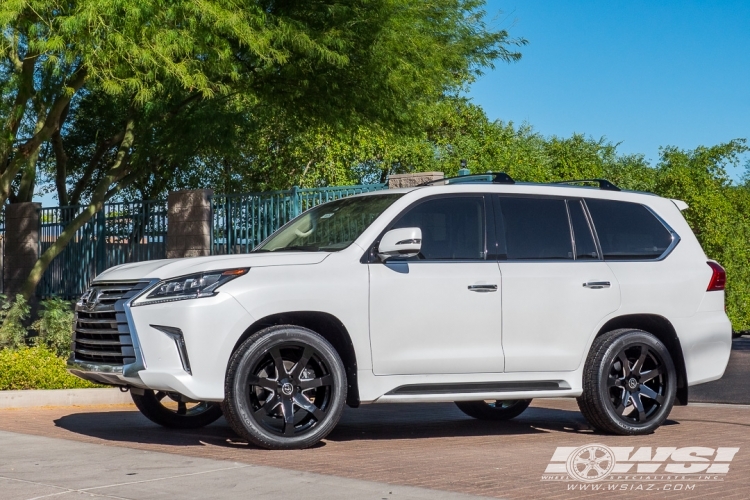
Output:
[[551, 179, 621, 191], [420, 172, 515, 186]]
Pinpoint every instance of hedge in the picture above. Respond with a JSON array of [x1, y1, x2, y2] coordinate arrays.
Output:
[[0, 346, 101, 390]]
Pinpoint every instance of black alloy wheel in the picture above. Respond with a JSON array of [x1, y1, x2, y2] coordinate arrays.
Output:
[[131, 390, 223, 429], [224, 325, 347, 450], [455, 399, 532, 421], [578, 329, 676, 435]]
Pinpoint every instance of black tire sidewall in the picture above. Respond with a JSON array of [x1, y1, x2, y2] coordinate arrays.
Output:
[[225, 326, 347, 449], [594, 331, 676, 434]]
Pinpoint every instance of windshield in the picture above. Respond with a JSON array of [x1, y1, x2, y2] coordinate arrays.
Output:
[[254, 194, 403, 252]]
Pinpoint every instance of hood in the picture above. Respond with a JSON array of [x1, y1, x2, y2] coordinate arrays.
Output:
[[93, 252, 330, 282]]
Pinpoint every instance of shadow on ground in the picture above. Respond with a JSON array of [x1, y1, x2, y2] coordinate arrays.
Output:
[[53, 403, 601, 449]]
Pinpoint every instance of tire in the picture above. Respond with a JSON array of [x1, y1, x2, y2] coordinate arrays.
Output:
[[455, 399, 532, 420], [577, 329, 676, 435], [131, 390, 223, 429], [223, 325, 347, 450]]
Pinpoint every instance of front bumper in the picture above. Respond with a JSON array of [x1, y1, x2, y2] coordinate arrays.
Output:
[[68, 283, 253, 401]]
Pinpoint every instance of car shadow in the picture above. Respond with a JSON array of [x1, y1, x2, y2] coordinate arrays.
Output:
[[54, 403, 616, 450]]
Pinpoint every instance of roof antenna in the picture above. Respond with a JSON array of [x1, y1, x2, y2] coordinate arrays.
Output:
[[458, 159, 470, 176]]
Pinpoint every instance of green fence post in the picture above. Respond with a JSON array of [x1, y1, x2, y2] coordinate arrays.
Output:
[[95, 208, 106, 275], [291, 186, 301, 218]]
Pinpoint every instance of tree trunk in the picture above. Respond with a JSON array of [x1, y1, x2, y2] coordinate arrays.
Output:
[[19, 117, 135, 299]]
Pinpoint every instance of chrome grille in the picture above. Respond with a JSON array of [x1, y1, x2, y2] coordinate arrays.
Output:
[[73, 281, 150, 365]]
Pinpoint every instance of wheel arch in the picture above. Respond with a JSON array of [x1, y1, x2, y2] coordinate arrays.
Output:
[[231, 311, 360, 407], [595, 314, 688, 405]]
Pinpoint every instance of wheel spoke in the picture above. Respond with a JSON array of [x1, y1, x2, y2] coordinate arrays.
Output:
[[640, 366, 663, 383], [293, 393, 325, 421], [617, 352, 631, 376], [281, 397, 295, 436], [639, 384, 659, 401], [298, 374, 333, 390], [177, 401, 187, 415], [255, 395, 280, 416], [269, 347, 287, 379], [607, 375, 622, 389], [632, 346, 648, 376], [632, 393, 646, 421], [248, 374, 277, 391], [615, 391, 631, 415], [290, 347, 314, 381], [155, 391, 167, 402]]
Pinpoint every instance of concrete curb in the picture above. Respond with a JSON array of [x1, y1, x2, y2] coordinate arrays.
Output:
[[0, 388, 134, 409]]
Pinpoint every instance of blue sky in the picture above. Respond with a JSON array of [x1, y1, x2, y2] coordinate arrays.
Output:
[[468, 0, 750, 179]]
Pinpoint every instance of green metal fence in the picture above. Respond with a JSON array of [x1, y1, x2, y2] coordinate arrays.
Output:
[[27, 182, 385, 298], [211, 184, 387, 254], [38, 200, 167, 298]]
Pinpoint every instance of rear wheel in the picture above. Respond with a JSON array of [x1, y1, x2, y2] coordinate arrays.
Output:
[[223, 325, 347, 450], [577, 329, 676, 435], [455, 399, 532, 420], [131, 390, 223, 429]]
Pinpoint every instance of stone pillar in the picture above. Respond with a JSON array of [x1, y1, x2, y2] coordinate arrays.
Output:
[[166, 189, 214, 258], [3, 202, 41, 297], [387, 172, 444, 189]]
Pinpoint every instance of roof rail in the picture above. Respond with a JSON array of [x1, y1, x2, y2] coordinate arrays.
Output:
[[421, 172, 515, 186], [551, 179, 621, 191]]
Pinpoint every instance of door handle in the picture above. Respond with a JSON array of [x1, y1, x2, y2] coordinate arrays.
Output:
[[468, 284, 498, 292], [583, 281, 611, 289]]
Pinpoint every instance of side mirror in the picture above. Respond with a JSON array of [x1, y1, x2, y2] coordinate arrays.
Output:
[[378, 227, 422, 261]]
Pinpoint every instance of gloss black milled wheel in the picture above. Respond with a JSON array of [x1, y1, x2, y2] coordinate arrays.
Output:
[[131, 390, 223, 429], [455, 399, 532, 420], [578, 329, 676, 435], [223, 325, 346, 450]]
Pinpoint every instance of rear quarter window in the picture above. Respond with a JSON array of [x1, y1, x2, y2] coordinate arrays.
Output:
[[585, 199, 674, 260]]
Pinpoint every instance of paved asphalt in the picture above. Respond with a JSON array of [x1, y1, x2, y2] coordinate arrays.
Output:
[[690, 335, 750, 404]]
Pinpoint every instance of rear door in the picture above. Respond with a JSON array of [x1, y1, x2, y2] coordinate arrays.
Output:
[[496, 196, 621, 372]]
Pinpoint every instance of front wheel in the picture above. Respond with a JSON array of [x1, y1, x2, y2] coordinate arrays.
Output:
[[577, 329, 676, 435], [223, 325, 347, 450], [455, 399, 532, 420], [131, 390, 223, 429]]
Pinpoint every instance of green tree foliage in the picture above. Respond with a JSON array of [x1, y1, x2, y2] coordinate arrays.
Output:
[[32, 298, 74, 357], [0, 294, 29, 349], [0, 0, 524, 296]]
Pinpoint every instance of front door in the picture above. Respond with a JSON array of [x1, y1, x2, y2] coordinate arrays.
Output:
[[369, 195, 504, 375]]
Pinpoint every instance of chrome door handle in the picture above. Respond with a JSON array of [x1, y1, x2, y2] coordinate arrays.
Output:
[[468, 284, 498, 292], [583, 281, 611, 289]]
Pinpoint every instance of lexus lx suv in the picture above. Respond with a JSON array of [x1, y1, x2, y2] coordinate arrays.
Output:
[[68, 174, 732, 449]]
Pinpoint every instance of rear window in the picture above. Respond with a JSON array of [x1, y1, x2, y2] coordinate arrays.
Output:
[[497, 197, 573, 260], [585, 199, 674, 260]]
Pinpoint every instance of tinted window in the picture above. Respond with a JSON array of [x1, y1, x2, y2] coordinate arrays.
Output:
[[392, 197, 484, 260], [568, 200, 599, 259], [586, 199, 673, 260], [497, 197, 573, 260]]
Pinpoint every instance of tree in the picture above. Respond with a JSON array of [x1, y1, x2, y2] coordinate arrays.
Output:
[[0, 0, 526, 297]]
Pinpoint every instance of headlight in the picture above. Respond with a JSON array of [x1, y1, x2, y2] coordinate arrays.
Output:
[[132, 268, 248, 306]]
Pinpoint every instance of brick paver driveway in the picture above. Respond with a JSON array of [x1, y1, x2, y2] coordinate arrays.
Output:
[[1, 398, 748, 499]]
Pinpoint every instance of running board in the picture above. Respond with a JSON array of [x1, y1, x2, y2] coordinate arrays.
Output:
[[386, 381, 565, 396]]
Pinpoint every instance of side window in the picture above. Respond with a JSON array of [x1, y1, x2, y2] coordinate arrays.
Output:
[[585, 199, 674, 260], [391, 196, 485, 260], [568, 200, 599, 259], [497, 197, 573, 260]]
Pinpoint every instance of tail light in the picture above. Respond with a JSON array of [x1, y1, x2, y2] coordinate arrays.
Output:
[[706, 261, 726, 291]]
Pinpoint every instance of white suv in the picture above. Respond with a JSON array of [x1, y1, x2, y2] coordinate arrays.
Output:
[[68, 175, 732, 449]]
